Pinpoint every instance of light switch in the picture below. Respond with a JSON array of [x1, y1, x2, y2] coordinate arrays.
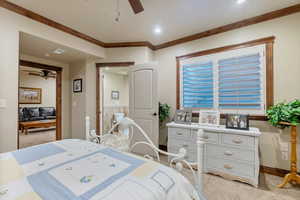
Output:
[[0, 99, 7, 108]]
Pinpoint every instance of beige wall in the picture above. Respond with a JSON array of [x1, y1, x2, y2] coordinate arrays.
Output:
[[20, 55, 71, 140], [154, 13, 300, 171], [19, 70, 56, 108], [0, 7, 104, 152], [70, 61, 87, 139], [103, 72, 129, 107]]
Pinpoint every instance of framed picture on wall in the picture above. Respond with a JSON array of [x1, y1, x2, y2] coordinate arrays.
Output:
[[111, 91, 120, 100], [73, 79, 82, 93], [199, 110, 220, 126], [19, 87, 42, 104]]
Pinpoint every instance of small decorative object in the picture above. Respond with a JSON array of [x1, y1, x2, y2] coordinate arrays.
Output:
[[73, 79, 82, 93], [111, 91, 119, 100], [174, 109, 192, 124], [225, 114, 249, 130], [267, 100, 300, 188], [199, 110, 220, 126], [80, 175, 93, 184], [19, 87, 42, 104]]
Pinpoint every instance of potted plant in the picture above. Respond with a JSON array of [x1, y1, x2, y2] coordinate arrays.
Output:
[[159, 102, 171, 126], [266, 99, 300, 188], [267, 99, 300, 129]]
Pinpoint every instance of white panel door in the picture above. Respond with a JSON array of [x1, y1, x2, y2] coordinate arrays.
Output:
[[129, 63, 158, 156]]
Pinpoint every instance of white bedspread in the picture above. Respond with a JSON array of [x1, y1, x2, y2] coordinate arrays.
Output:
[[0, 139, 203, 200]]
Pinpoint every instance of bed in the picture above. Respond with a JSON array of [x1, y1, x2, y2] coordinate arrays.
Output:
[[0, 118, 207, 200]]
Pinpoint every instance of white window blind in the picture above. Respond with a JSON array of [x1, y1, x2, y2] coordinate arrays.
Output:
[[180, 45, 266, 115], [182, 62, 214, 108], [218, 53, 262, 110]]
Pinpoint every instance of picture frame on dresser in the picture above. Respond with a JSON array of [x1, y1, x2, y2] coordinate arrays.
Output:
[[199, 110, 220, 126], [225, 114, 249, 130], [174, 109, 192, 124]]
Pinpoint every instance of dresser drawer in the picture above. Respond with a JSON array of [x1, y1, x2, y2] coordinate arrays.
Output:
[[221, 134, 254, 149], [168, 138, 190, 152], [169, 128, 191, 140], [191, 130, 219, 144], [206, 144, 255, 163], [207, 158, 255, 178]]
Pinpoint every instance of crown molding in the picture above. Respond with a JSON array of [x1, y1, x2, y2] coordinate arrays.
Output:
[[104, 41, 155, 50], [155, 4, 300, 50], [1, 1, 300, 51]]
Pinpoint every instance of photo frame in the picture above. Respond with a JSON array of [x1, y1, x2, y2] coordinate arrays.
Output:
[[19, 87, 42, 104], [225, 114, 249, 130], [199, 110, 220, 126], [111, 91, 120, 100], [73, 79, 82, 93], [174, 109, 192, 124]]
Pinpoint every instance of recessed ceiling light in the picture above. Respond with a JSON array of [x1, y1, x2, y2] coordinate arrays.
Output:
[[105, 67, 109, 71], [154, 27, 162, 35], [53, 48, 65, 55], [237, 0, 246, 4]]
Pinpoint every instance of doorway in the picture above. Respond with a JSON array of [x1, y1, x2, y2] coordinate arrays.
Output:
[[96, 62, 134, 135], [18, 60, 62, 149]]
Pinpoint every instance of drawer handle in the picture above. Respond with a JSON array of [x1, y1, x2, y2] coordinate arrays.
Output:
[[232, 139, 242, 144], [182, 144, 188, 148], [177, 133, 184, 136], [203, 135, 209, 140], [224, 164, 233, 169], [224, 151, 233, 156]]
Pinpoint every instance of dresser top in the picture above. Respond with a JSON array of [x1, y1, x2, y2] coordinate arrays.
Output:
[[166, 122, 261, 137]]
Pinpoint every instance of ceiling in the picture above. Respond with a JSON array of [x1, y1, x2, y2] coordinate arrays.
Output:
[[8, 0, 300, 45], [20, 32, 100, 63]]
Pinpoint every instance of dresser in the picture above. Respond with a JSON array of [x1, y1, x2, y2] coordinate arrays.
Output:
[[167, 122, 261, 187]]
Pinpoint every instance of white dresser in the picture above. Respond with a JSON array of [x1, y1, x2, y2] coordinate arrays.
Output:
[[167, 122, 261, 187]]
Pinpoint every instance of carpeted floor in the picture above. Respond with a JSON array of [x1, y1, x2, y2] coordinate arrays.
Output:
[[159, 155, 300, 200], [18, 129, 56, 149]]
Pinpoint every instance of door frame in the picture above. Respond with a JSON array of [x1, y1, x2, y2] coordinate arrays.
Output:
[[95, 62, 135, 135], [18, 60, 63, 149]]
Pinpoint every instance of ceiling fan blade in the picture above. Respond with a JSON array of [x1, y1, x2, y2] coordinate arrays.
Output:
[[128, 0, 144, 14]]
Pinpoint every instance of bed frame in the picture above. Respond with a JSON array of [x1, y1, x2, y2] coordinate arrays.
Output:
[[85, 116, 206, 200]]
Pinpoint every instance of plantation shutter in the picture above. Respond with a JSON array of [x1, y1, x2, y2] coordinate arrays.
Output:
[[182, 62, 214, 108], [218, 53, 263, 110]]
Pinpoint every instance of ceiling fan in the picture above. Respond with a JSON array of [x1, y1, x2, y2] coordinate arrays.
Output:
[[21, 69, 56, 79], [128, 0, 144, 14]]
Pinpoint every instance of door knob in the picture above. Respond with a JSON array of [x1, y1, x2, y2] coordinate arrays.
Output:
[[153, 112, 157, 116]]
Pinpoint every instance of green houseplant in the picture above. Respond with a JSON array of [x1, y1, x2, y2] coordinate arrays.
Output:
[[267, 99, 300, 129], [159, 102, 171, 124]]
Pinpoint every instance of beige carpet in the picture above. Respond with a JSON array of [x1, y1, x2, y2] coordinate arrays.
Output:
[[159, 155, 300, 200], [19, 129, 56, 149]]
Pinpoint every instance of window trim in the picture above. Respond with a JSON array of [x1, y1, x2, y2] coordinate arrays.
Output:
[[176, 36, 275, 121]]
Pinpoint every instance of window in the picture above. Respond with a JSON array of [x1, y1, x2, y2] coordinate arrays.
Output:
[[177, 38, 274, 117], [182, 61, 214, 108]]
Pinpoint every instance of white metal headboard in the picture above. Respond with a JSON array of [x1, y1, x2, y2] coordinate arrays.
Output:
[[85, 116, 206, 200]]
